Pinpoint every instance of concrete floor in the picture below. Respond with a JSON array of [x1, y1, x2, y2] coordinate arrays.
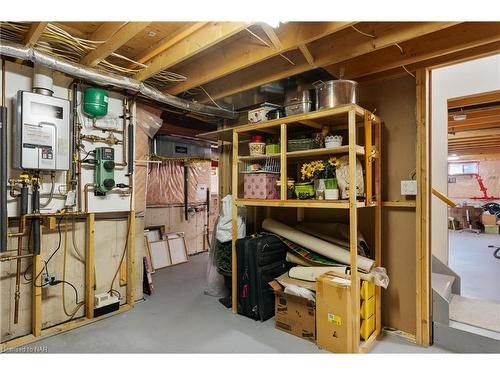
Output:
[[448, 231, 500, 302], [22, 253, 450, 353]]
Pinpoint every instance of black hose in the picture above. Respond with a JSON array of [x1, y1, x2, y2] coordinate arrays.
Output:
[[126, 121, 134, 176], [184, 164, 188, 221]]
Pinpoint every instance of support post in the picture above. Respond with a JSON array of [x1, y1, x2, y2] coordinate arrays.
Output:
[[280, 124, 287, 200], [416, 69, 431, 346], [32, 250, 42, 337], [374, 116, 382, 336], [364, 111, 373, 206], [231, 130, 239, 313], [126, 211, 136, 306], [348, 108, 360, 352], [85, 213, 95, 319]]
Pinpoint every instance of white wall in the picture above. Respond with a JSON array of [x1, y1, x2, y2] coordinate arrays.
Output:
[[431, 54, 500, 264]]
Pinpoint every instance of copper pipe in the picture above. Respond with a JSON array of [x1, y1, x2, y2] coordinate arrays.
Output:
[[0, 253, 33, 262], [84, 183, 93, 213]]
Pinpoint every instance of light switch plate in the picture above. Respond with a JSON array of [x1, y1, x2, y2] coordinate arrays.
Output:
[[401, 180, 417, 195]]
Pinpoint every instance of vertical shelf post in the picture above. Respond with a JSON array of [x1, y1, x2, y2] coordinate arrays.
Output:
[[374, 115, 382, 336], [85, 213, 95, 319], [231, 130, 239, 313], [364, 112, 373, 206], [280, 124, 287, 201], [348, 108, 360, 352]]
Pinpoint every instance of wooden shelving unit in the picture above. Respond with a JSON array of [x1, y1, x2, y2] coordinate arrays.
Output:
[[229, 104, 382, 353]]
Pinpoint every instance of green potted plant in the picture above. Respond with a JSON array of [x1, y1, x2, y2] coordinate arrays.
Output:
[[300, 157, 340, 199]]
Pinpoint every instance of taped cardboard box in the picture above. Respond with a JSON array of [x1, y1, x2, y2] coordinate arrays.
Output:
[[481, 213, 498, 226], [269, 273, 316, 343], [316, 273, 353, 353]]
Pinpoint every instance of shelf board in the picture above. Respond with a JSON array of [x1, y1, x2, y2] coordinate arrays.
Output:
[[235, 198, 366, 209], [238, 145, 365, 161]]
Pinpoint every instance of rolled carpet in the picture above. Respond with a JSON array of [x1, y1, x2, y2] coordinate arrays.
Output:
[[262, 218, 375, 272]]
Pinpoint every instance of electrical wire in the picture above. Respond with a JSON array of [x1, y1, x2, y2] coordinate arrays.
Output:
[[108, 215, 131, 298], [351, 25, 376, 38], [62, 216, 84, 317], [40, 172, 55, 208], [402, 65, 416, 78]]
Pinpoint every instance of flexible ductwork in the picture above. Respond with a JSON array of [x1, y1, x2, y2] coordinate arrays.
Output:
[[0, 40, 236, 119]]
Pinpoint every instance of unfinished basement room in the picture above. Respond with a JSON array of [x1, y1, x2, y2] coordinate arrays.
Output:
[[1, 1, 499, 372]]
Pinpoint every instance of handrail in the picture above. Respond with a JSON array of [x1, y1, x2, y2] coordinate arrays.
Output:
[[432, 188, 457, 208]]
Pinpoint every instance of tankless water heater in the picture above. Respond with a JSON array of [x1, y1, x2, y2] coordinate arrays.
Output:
[[12, 90, 71, 171]]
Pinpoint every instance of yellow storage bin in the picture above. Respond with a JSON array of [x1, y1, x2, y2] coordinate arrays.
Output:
[[360, 296, 375, 320], [360, 280, 375, 300], [360, 315, 375, 340]]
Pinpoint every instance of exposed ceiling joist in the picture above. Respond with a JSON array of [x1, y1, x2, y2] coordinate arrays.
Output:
[[167, 22, 355, 95], [298, 43, 315, 67], [24, 22, 48, 46], [198, 22, 459, 103], [448, 90, 500, 109], [449, 128, 500, 139], [80, 22, 151, 67], [324, 22, 500, 79], [133, 22, 248, 82], [260, 24, 283, 49], [128, 22, 208, 69], [89, 22, 127, 41]]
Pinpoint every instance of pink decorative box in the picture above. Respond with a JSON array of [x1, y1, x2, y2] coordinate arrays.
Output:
[[243, 173, 278, 199]]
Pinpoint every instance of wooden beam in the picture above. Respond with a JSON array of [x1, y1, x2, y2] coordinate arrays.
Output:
[[298, 43, 315, 67], [134, 22, 248, 82], [89, 22, 127, 41], [80, 22, 151, 67], [128, 22, 208, 69], [415, 69, 430, 347], [197, 22, 458, 102], [325, 22, 500, 80], [126, 212, 136, 306], [167, 22, 354, 95], [448, 90, 500, 109], [85, 214, 95, 319], [260, 24, 282, 49], [24, 22, 48, 46]]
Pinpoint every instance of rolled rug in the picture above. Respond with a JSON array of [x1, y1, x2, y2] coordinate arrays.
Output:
[[262, 218, 375, 272]]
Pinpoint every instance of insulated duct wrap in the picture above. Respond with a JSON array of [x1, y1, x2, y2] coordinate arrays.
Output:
[[0, 40, 236, 119], [262, 218, 375, 272], [146, 160, 211, 205]]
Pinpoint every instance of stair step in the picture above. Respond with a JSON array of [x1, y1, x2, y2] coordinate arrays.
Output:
[[432, 273, 455, 302]]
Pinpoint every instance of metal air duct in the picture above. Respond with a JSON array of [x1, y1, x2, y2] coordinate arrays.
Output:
[[0, 40, 236, 119]]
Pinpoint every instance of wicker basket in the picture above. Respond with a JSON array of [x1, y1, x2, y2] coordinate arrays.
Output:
[[288, 138, 314, 152]]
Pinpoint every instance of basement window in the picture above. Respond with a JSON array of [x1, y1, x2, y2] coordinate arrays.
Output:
[[448, 161, 479, 176]]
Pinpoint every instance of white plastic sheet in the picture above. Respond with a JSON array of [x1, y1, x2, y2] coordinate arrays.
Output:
[[215, 195, 246, 243]]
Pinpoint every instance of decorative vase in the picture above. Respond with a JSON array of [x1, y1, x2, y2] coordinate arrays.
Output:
[[325, 135, 342, 148], [324, 178, 337, 190], [325, 188, 339, 200], [313, 178, 326, 192]]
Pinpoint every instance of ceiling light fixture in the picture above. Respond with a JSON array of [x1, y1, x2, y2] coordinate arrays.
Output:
[[452, 114, 466, 121], [448, 155, 460, 161]]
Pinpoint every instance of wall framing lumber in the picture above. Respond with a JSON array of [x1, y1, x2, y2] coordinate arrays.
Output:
[[415, 69, 431, 346], [85, 213, 95, 319]]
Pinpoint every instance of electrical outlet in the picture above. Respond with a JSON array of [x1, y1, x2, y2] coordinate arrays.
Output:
[[401, 180, 417, 195], [42, 273, 56, 288]]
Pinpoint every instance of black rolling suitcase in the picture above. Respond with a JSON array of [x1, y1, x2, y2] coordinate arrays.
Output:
[[236, 234, 288, 321]]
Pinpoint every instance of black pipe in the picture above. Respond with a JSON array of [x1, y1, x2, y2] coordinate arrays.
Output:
[[126, 121, 134, 176], [32, 184, 40, 255], [70, 83, 78, 190], [184, 164, 188, 221], [20, 184, 28, 216], [0, 106, 7, 253]]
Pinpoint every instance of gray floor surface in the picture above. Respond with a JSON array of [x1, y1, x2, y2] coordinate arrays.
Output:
[[21, 253, 450, 353], [448, 231, 500, 302]]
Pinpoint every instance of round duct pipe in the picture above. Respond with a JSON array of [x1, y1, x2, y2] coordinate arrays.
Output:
[[33, 64, 54, 96]]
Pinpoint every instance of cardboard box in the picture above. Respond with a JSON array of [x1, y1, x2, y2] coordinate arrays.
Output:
[[269, 275, 316, 343], [481, 213, 498, 226], [243, 173, 278, 199], [316, 273, 353, 353], [484, 225, 499, 234]]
